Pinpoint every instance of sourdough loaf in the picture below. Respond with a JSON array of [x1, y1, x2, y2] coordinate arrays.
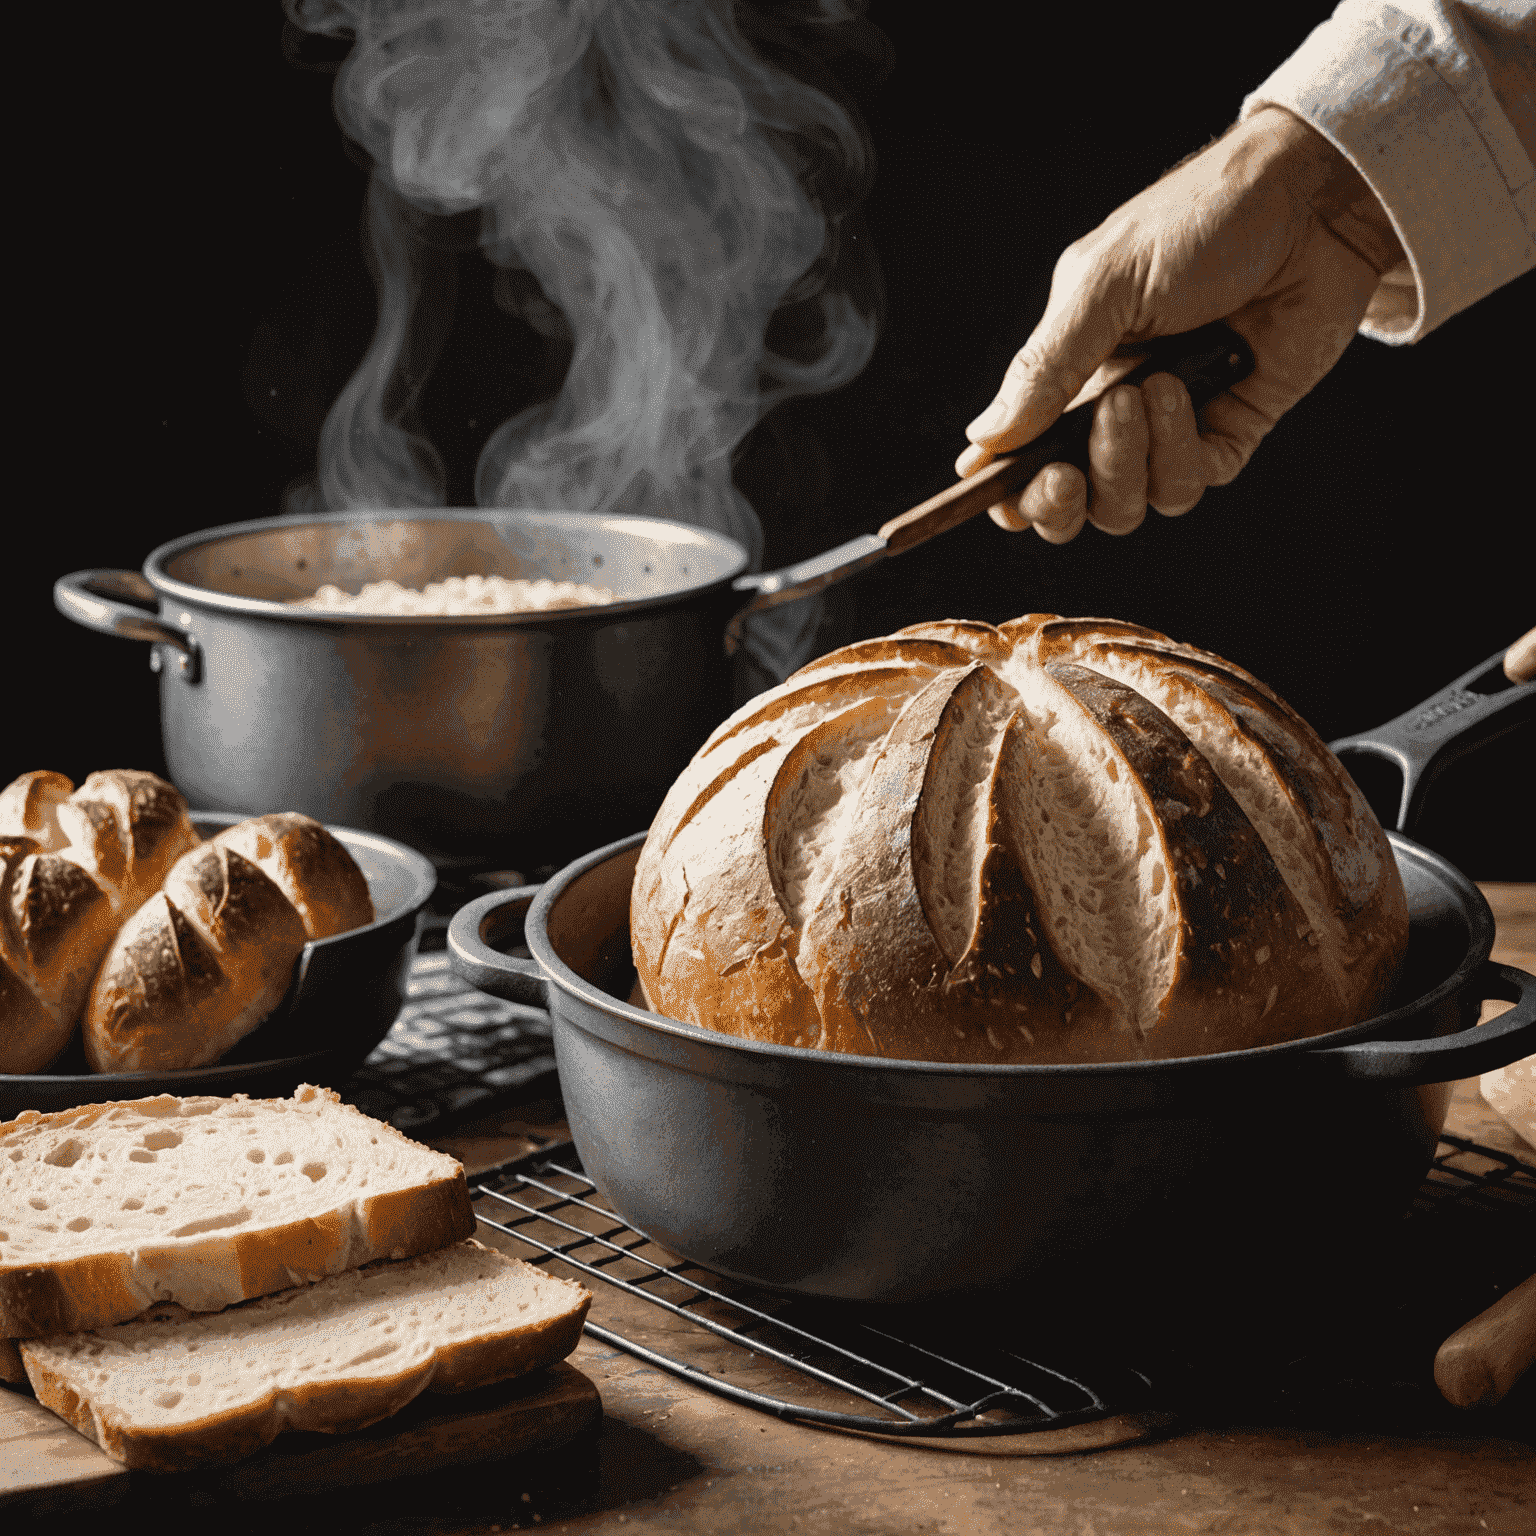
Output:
[[630, 614, 1408, 1064], [19, 1239, 591, 1472], [0, 1085, 474, 1336], [83, 813, 375, 1073], [1, 770, 201, 1072]]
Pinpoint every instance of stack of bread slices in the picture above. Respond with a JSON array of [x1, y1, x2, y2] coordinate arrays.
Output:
[[0, 1085, 590, 1472]]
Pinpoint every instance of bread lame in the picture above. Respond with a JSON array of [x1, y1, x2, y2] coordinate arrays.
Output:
[[726, 321, 1255, 650]]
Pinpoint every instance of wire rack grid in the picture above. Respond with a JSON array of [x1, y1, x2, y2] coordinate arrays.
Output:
[[470, 1146, 1166, 1439], [466, 1132, 1535, 1441]]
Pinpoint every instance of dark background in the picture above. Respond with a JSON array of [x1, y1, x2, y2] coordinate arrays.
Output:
[[14, 2, 1531, 875]]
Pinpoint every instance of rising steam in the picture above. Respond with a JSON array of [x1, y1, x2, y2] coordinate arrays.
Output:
[[286, 0, 882, 678]]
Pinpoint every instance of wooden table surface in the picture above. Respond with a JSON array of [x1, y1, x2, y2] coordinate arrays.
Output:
[[14, 888, 1536, 1534]]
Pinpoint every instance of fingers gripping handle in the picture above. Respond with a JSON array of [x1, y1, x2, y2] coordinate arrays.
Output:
[[880, 322, 1257, 554]]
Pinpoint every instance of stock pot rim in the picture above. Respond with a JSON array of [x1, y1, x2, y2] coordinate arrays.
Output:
[[516, 829, 1497, 1082], [140, 508, 752, 626]]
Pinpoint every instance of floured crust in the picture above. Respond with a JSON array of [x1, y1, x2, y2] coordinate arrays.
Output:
[[0, 1086, 474, 1337], [0, 771, 74, 851], [631, 613, 1409, 1065], [19, 1239, 591, 1472]]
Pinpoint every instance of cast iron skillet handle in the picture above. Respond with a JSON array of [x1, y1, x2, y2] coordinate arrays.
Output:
[[447, 887, 550, 1009], [54, 568, 203, 684], [1329, 643, 1534, 834], [1313, 961, 1536, 1084]]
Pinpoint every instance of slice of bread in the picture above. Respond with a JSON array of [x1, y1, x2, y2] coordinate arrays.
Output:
[[1, 1086, 474, 1337], [19, 1239, 592, 1471]]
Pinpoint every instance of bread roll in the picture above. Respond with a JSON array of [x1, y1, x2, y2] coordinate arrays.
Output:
[[0, 770, 73, 851], [51, 769, 202, 920], [0, 770, 200, 1072], [213, 812, 373, 939], [1, 836, 120, 1072], [631, 614, 1409, 1065], [83, 817, 374, 1072]]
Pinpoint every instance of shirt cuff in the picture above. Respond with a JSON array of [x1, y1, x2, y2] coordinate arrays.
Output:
[[1240, 6, 1536, 344]]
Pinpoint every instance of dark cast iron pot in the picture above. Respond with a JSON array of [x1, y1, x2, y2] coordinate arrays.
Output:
[[447, 648, 1536, 1313]]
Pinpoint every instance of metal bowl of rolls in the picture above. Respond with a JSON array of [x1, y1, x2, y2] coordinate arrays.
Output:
[[1, 808, 435, 1118], [447, 624, 1536, 1320]]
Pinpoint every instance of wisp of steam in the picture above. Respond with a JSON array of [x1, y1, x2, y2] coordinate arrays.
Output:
[[286, 0, 881, 679]]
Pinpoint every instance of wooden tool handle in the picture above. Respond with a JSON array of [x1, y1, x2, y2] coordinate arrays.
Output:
[[878, 321, 1254, 556], [1433, 1270, 1536, 1409]]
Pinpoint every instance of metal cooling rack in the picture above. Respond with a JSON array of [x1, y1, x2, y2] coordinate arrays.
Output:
[[1414, 1131, 1536, 1214], [472, 1146, 1160, 1438], [469, 1133, 1535, 1440]]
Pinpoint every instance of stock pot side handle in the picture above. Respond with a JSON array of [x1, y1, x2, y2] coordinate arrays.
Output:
[[54, 569, 202, 683], [447, 887, 551, 1010], [1315, 962, 1536, 1085]]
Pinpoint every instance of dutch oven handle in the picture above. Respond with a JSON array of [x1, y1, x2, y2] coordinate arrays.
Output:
[[1313, 961, 1536, 1084], [1329, 642, 1534, 834], [447, 886, 550, 1009], [54, 568, 202, 683]]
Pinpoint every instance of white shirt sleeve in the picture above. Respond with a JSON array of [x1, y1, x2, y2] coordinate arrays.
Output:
[[1240, 0, 1536, 343]]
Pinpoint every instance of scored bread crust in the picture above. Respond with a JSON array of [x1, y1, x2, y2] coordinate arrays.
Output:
[[19, 1239, 591, 1472], [0, 1086, 475, 1337], [0, 771, 74, 851], [212, 813, 374, 940], [84, 844, 311, 1073], [52, 769, 202, 921], [1018, 621, 1406, 1025], [3, 835, 121, 1074], [632, 632, 992, 1048], [798, 666, 1095, 1062], [631, 613, 1409, 1065]]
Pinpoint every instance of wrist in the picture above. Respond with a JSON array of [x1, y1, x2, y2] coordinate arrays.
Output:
[[1248, 105, 1406, 276]]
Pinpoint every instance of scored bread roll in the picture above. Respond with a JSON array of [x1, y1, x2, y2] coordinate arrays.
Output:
[[84, 815, 374, 1073], [46, 769, 202, 921], [213, 812, 373, 940], [1, 770, 201, 1073], [0, 770, 74, 851], [631, 614, 1409, 1065], [1, 837, 120, 1073]]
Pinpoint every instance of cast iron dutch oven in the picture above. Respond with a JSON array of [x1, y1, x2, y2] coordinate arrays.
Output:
[[54, 329, 1251, 871], [448, 649, 1536, 1314]]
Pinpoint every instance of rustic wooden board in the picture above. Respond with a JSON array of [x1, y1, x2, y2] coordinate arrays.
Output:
[[1, 1381, 130, 1514], [1, 1360, 599, 1513]]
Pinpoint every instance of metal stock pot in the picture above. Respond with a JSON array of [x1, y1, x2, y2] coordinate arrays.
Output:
[[55, 511, 749, 870]]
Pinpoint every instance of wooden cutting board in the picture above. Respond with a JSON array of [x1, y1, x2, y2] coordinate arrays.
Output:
[[1, 1360, 599, 1514]]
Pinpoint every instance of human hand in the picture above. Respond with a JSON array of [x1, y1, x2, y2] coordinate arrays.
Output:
[[957, 107, 1406, 542], [1506, 627, 1536, 684]]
